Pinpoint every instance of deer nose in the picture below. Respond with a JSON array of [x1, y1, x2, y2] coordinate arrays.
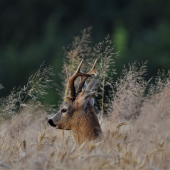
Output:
[[48, 119, 56, 127]]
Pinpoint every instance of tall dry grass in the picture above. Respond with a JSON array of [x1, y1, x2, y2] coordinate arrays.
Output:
[[0, 29, 170, 169]]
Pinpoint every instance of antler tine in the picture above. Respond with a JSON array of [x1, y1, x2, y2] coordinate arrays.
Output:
[[71, 60, 84, 80], [88, 58, 98, 76], [76, 59, 98, 94], [67, 60, 93, 100]]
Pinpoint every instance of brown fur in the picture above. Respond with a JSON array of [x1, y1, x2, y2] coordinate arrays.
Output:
[[71, 102, 103, 145], [49, 99, 103, 145]]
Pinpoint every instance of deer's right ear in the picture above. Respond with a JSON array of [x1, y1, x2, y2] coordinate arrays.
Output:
[[78, 79, 97, 107]]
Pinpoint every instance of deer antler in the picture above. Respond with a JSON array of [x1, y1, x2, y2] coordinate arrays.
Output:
[[76, 59, 98, 94], [66, 59, 98, 100]]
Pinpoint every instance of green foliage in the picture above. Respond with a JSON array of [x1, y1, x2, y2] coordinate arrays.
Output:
[[1, 0, 170, 105], [113, 26, 129, 54]]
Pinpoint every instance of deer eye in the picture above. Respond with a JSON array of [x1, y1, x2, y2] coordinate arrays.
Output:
[[62, 109, 67, 113]]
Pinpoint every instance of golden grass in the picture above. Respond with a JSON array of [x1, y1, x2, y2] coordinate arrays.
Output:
[[0, 103, 170, 170]]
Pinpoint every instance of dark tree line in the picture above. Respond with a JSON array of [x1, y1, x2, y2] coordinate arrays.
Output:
[[0, 0, 170, 104]]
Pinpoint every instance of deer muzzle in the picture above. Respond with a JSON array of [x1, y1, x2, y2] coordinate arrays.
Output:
[[48, 111, 62, 128], [48, 119, 56, 127]]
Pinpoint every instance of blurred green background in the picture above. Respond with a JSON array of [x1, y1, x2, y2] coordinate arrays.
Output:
[[0, 0, 170, 104]]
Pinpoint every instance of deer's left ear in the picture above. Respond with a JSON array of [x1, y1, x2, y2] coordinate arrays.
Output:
[[78, 79, 97, 107]]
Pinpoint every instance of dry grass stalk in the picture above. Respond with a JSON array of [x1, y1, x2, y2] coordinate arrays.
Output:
[[62, 27, 94, 102], [94, 35, 117, 124]]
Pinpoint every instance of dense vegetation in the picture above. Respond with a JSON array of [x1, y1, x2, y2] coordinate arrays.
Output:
[[1, 0, 170, 105]]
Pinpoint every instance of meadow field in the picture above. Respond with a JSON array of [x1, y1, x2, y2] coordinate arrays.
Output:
[[0, 30, 170, 169]]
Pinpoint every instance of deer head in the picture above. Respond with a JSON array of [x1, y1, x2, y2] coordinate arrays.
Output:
[[48, 59, 103, 145]]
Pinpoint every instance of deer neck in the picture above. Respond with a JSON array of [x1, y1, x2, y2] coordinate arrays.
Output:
[[71, 106, 102, 145]]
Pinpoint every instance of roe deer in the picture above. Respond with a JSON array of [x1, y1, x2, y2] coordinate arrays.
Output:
[[48, 59, 103, 145]]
